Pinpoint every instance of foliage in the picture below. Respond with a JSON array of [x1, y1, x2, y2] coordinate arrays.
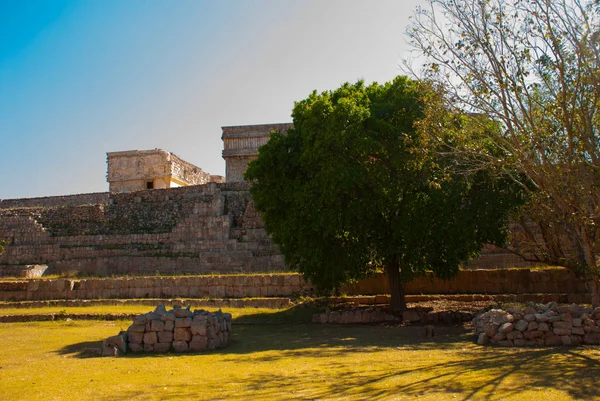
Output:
[[406, 0, 600, 306], [245, 76, 524, 309]]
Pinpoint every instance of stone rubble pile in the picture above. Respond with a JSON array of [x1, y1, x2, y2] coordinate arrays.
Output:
[[102, 304, 232, 356], [473, 302, 600, 347]]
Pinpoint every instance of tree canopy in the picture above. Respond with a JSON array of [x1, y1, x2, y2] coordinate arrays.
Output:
[[245, 76, 524, 309], [407, 0, 600, 306]]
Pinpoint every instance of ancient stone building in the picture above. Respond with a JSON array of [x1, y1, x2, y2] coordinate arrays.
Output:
[[107, 149, 224, 193], [221, 123, 293, 182]]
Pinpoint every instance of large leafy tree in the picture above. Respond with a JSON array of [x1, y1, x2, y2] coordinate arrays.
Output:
[[407, 0, 600, 306], [245, 77, 523, 310]]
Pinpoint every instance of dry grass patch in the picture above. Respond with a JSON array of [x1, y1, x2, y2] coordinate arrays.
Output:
[[0, 317, 598, 400]]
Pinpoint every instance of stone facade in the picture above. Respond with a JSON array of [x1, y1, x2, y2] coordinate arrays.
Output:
[[0, 182, 284, 276], [221, 123, 293, 182], [107, 149, 224, 193]]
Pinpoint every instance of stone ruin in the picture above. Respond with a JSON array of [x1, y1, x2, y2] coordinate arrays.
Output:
[[102, 304, 232, 356], [473, 302, 600, 347]]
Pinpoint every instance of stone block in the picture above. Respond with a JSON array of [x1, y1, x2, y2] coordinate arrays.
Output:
[[189, 335, 208, 352], [553, 321, 572, 330], [128, 343, 143, 352], [506, 330, 523, 340], [561, 335, 572, 345], [553, 328, 571, 336], [158, 331, 174, 343], [128, 331, 144, 344], [143, 344, 154, 352], [526, 321, 539, 331], [514, 319, 529, 332], [164, 321, 174, 332], [572, 318, 582, 327], [172, 341, 189, 353], [150, 320, 165, 332], [544, 335, 563, 346], [492, 332, 506, 342], [105, 332, 128, 354], [583, 332, 600, 344], [498, 322, 514, 333], [143, 331, 158, 345], [175, 318, 192, 328], [153, 342, 171, 353], [174, 328, 192, 342], [538, 322, 549, 332]]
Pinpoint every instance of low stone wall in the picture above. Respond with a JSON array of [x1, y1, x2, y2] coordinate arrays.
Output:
[[0, 193, 109, 209], [0, 269, 591, 302], [473, 303, 600, 346], [102, 305, 232, 356], [312, 307, 473, 325]]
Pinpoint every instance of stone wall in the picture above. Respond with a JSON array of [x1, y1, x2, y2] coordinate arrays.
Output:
[[103, 304, 232, 355], [0, 182, 284, 276], [474, 304, 600, 346], [0, 269, 589, 302]]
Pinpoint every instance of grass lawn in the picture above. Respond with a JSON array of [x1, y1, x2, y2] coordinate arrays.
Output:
[[0, 309, 599, 401]]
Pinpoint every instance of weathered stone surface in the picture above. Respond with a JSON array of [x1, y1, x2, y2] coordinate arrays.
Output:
[[538, 322, 550, 332], [150, 319, 165, 332], [143, 331, 158, 345], [172, 341, 189, 352], [157, 331, 174, 343], [553, 321, 573, 330], [153, 342, 171, 353], [514, 319, 529, 332], [553, 328, 571, 336], [583, 333, 600, 344], [143, 343, 154, 352], [164, 321, 174, 332], [526, 321, 539, 331], [128, 342, 143, 352], [191, 321, 207, 336], [189, 335, 208, 352], [507, 330, 523, 340], [572, 327, 585, 336], [477, 333, 490, 345], [524, 314, 536, 322], [128, 331, 143, 344], [105, 332, 127, 354], [174, 328, 192, 342], [128, 323, 146, 333], [175, 318, 192, 328], [499, 322, 514, 334], [561, 335, 572, 345], [492, 332, 507, 342], [545, 336, 563, 346]]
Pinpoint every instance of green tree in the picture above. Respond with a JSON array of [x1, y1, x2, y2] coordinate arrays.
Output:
[[407, 0, 600, 306], [245, 77, 524, 310]]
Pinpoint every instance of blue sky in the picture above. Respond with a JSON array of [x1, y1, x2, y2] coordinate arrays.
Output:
[[0, 0, 424, 199]]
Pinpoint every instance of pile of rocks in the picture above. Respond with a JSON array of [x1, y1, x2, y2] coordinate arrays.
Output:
[[103, 304, 232, 356], [474, 303, 600, 347]]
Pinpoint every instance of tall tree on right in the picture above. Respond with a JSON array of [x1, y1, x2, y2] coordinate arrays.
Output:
[[407, 0, 600, 306]]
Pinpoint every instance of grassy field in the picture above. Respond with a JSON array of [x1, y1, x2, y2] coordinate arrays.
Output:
[[0, 306, 599, 401]]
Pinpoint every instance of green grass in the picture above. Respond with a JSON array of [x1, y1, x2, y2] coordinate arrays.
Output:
[[0, 308, 598, 400]]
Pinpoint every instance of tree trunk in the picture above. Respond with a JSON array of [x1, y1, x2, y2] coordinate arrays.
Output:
[[589, 277, 600, 309], [386, 258, 407, 311]]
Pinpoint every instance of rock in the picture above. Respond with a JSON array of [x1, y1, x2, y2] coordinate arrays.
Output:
[[538, 322, 550, 332], [560, 313, 573, 322], [553, 321, 573, 330], [128, 342, 143, 352], [172, 341, 189, 352], [583, 332, 600, 345], [174, 328, 192, 342], [534, 314, 548, 322], [101, 343, 120, 357], [153, 342, 171, 353], [477, 333, 490, 345], [499, 322, 514, 333], [493, 332, 507, 342], [105, 332, 127, 354], [572, 327, 585, 336], [133, 314, 147, 325], [173, 307, 193, 318], [191, 321, 207, 336], [150, 320, 165, 332], [553, 328, 571, 336], [143, 331, 158, 345], [175, 318, 192, 328], [164, 321, 175, 332], [154, 304, 167, 316], [143, 344, 154, 352], [161, 311, 176, 322], [189, 335, 208, 352], [157, 331, 174, 343], [544, 336, 563, 346], [523, 330, 543, 339], [561, 335, 572, 345], [128, 323, 146, 333], [514, 319, 529, 332], [497, 340, 513, 347], [128, 331, 144, 344], [524, 314, 536, 322], [570, 335, 583, 346], [514, 339, 526, 347], [507, 331, 523, 340], [527, 321, 539, 331], [572, 318, 582, 327]]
